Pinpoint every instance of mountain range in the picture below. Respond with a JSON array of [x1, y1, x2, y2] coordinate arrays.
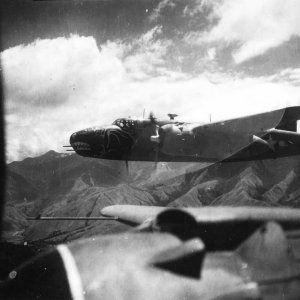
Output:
[[4, 150, 300, 246]]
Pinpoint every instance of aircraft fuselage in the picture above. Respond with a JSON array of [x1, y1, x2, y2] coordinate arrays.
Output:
[[69, 107, 300, 163]]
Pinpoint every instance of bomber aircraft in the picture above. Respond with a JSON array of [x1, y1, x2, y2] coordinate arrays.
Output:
[[68, 106, 300, 164]]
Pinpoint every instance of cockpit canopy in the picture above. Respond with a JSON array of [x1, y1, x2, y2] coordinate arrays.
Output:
[[112, 118, 137, 131]]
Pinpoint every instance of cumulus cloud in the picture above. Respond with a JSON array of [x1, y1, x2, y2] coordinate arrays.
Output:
[[191, 0, 300, 63], [2, 33, 300, 162], [1, 35, 125, 161], [2, 36, 105, 110]]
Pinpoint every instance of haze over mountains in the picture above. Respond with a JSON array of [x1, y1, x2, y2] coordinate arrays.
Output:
[[4, 150, 300, 245]]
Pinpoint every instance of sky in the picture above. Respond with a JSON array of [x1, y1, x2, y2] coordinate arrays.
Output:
[[1, 0, 300, 162]]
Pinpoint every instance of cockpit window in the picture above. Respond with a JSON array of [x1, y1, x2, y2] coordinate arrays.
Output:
[[113, 118, 136, 131]]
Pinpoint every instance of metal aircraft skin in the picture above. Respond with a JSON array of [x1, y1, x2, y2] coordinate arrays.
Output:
[[2, 205, 300, 299], [69, 106, 300, 163]]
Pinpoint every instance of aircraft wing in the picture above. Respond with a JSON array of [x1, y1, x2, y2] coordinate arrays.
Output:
[[189, 106, 300, 161], [101, 205, 300, 251], [101, 205, 300, 225], [4, 205, 300, 299], [223, 127, 300, 162], [101, 205, 166, 225]]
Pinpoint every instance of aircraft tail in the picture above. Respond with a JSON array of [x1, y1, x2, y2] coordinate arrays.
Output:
[[275, 106, 300, 132]]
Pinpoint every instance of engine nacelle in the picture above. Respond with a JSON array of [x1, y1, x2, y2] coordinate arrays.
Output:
[[152, 209, 198, 241], [159, 124, 184, 154], [160, 124, 181, 135]]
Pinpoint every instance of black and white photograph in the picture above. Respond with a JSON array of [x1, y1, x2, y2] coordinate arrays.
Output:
[[1, 0, 300, 299]]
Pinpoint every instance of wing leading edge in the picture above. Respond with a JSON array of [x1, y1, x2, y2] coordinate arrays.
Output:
[[101, 205, 300, 225]]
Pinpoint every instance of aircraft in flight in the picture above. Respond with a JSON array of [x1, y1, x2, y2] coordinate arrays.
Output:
[[68, 106, 300, 164], [3, 205, 300, 299]]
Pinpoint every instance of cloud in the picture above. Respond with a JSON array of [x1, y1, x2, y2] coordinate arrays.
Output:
[[149, 0, 177, 23], [206, 47, 216, 61], [2, 34, 300, 162], [149, 0, 216, 33], [1, 36, 107, 110], [191, 0, 300, 63], [271, 68, 300, 86], [123, 26, 173, 79], [150, 0, 215, 22], [1, 35, 125, 161]]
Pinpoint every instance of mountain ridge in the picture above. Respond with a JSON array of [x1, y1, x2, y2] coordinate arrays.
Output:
[[4, 150, 300, 244]]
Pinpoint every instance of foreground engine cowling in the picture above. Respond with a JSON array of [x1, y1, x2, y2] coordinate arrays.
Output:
[[151, 209, 198, 241]]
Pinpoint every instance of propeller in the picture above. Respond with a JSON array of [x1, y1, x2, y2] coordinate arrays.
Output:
[[125, 160, 129, 175], [147, 112, 160, 168], [148, 112, 177, 169], [148, 113, 166, 169], [154, 140, 159, 169], [149, 111, 158, 125]]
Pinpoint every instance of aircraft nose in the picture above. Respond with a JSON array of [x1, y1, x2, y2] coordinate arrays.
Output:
[[69, 130, 90, 145], [69, 132, 77, 145], [70, 132, 79, 145], [69, 125, 135, 159], [69, 128, 106, 156], [69, 130, 92, 152]]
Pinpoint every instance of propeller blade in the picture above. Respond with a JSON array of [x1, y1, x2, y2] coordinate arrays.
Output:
[[125, 160, 129, 175], [147, 113, 163, 169], [154, 147, 159, 170], [150, 125, 161, 143], [149, 111, 157, 124]]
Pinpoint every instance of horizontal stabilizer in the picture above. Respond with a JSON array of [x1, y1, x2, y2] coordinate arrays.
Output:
[[275, 106, 300, 131]]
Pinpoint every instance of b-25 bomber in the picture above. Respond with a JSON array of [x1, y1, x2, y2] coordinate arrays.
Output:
[[68, 106, 300, 164]]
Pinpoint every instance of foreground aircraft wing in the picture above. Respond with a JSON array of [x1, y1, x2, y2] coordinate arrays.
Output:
[[2, 205, 300, 299], [101, 204, 300, 225], [190, 106, 300, 161], [101, 205, 166, 225], [101, 205, 300, 249]]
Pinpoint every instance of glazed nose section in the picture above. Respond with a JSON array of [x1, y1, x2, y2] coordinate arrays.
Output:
[[69, 132, 78, 145], [70, 130, 90, 145]]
